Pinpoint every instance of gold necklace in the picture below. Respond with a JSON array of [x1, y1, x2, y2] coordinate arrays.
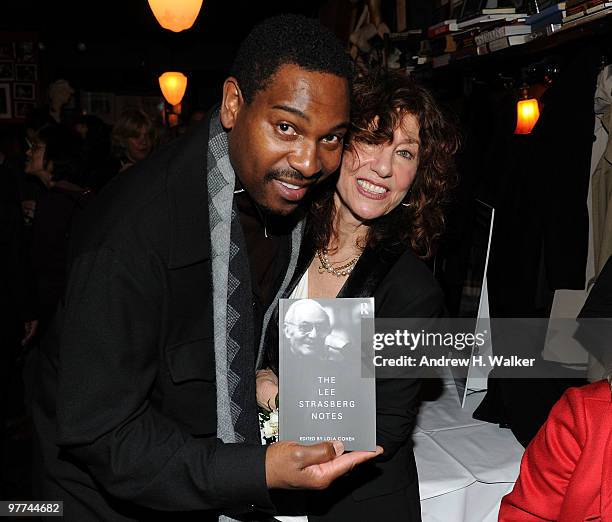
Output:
[[316, 248, 360, 277]]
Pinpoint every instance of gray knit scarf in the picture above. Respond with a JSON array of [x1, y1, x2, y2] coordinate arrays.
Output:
[[206, 111, 303, 521]]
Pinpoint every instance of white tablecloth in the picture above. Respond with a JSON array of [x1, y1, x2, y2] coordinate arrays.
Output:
[[415, 383, 525, 522]]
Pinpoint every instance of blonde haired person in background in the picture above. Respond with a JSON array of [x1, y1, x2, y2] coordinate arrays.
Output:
[[111, 108, 157, 172]]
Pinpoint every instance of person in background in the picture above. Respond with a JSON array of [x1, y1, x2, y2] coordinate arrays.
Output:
[[112, 108, 156, 171], [25, 79, 75, 137], [259, 68, 459, 521], [48, 80, 75, 124], [24, 124, 91, 338], [498, 376, 612, 521], [21, 96, 65, 224], [499, 255, 612, 521], [87, 108, 157, 192]]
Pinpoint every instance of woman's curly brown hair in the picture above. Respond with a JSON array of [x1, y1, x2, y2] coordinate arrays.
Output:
[[307, 69, 459, 259]]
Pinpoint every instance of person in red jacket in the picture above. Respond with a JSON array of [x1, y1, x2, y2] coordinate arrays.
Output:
[[499, 378, 612, 521]]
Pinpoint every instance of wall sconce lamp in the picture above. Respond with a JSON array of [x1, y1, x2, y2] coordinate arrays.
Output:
[[148, 0, 203, 32], [159, 72, 188, 106], [515, 84, 540, 135], [514, 58, 559, 134]]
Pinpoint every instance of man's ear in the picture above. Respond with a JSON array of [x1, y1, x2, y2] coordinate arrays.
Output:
[[283, 324, 292, 339], [220, 77, 244, 130]]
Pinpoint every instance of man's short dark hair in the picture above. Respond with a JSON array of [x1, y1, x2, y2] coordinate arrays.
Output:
[[231, 14, 353, 103]]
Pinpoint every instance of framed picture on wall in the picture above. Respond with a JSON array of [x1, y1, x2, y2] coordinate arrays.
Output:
[[0, 63, 14, 80], [15, 41, 35, 63], [15, 64, 37, 82], [0, 42, 15, 62], [0, 83, 12, 118], [14, 100, 35, 119], [14, 82, 35, 100], [82, 91, 116, 123]]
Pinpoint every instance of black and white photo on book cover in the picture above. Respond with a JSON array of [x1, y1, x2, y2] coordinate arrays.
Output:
[[278, 297, 376, 451]]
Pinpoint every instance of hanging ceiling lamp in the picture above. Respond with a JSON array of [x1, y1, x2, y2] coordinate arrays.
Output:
[[159, 72, 188, 106], [514, 85, 540, 135], [148, 0, 203, 32]]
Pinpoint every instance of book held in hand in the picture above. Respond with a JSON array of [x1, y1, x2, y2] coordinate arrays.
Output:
[[278, 297, 376, 451]]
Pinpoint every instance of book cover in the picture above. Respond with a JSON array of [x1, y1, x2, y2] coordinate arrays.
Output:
[[525, 2, 566, 24], [456, 13, 526, 29], [562, 8, 587, 20], [278, 297, 376, 451], [530, 22, 562, 37], [481, 7, 517, 13], [528, 10, 566, 27], [453, 25, 489, 46], [487, 33, 530, 51], [564, 1, 589, 17], [586, 1, 612, 13], [427, 20, 459, 38], [561, 4, 612, 26], [475, 23, 531, 45]]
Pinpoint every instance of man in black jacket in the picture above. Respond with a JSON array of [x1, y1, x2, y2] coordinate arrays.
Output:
[[25, 15, 379, 521]]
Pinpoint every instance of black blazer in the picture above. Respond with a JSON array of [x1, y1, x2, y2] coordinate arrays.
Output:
[[264, 234, 445, 521], [25, 111, 275, 521]]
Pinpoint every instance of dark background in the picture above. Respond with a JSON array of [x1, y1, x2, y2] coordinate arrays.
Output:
[[0, 0, 334, 111]]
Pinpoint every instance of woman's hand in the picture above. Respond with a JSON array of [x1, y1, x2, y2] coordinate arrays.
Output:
[[256, 369, 279, 412]]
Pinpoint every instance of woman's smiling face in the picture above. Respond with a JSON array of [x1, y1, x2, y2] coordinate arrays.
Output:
[[336, 113, 420, 222]]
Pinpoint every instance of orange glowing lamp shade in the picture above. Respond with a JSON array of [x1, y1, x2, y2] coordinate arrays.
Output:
[[515, 98, 540, 135], [148, 0, 203, 32], [159, 72, 188, 106]]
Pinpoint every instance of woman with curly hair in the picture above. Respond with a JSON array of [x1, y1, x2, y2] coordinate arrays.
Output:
[[258, 69, 459, 521]]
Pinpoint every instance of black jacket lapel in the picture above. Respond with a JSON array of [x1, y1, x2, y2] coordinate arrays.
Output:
[[166, 109, 215, 269], [338, 245, 404, 298]]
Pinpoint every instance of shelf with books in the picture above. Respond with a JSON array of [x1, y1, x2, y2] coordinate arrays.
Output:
[[560, 0, 612, 26], [411, 7, 611, 72]]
